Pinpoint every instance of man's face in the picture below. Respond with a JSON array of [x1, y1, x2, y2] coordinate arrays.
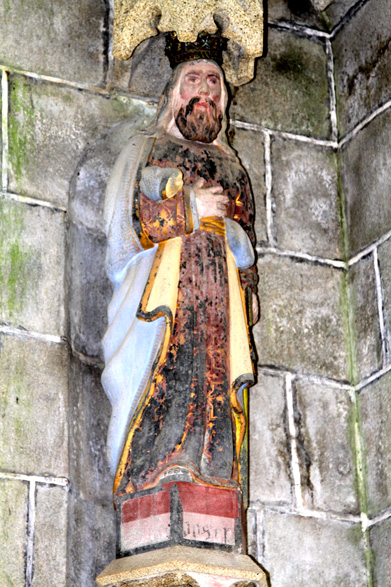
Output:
[[174, 60, 224, 143]]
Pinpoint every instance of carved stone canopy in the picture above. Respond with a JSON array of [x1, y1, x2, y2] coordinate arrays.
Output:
[[113, 0, 264, 86]]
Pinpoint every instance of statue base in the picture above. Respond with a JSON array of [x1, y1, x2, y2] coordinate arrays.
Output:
[[96, 545, 268, 587], [115, 481, 246, 557]]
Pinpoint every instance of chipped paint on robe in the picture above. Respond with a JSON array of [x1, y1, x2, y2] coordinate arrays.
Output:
[[114, 135, 258, 496]]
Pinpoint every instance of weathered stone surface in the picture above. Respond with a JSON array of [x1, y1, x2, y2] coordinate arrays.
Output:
[[111, 34, 171, 99], [261, 511, 367, 586], [0, 0, 106, 86], [0, 335, 68, 476], [68, 222, 110, 360], [333, 0, 391, 134], [0, 90, 2, 172], [324, 0, 361, 24], [271, 138, 341, 258], [33, 485, 68, 587], [358, 372, 391, 517], [246, 507, 258, 558], [255, 255, 349, 380], [231, 30, 330, 138], [125, 34, 172, 99], [70, 119, 148, 233], [229, 127, 267, 245], [312, 0, 333, 11], [378, 238, 391, 360], [339, 109, 391, 254], [349, 255, 382, 380], [0, 479, 27, 586], [249, 372, 292, 505], [68, 356, 112, 501], [0, 199, 65, 335], [268, 0, 328, 30], [67, 493, 116, 587], [8, 75, 156, 208], [97, 546, 267, 587], [295, 379, 358, 513], [370, 517, 391, 587]]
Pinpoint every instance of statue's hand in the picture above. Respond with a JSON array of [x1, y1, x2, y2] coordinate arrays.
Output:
[[191, 178, 229, 219], [165, 170, 183, 198]]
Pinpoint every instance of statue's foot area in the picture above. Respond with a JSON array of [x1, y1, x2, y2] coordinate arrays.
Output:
[[114, 481, 246, 558], [156, 465, 241, 491]]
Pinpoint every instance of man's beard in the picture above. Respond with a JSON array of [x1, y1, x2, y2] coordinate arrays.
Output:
[[175, 97, 223, 143]]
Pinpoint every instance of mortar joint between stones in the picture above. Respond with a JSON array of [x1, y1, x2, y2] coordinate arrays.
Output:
[[325, 38, 338, 142], [25, 480, 36, 587], [285, 373, 304, 511], [373, 247, 390, 367]]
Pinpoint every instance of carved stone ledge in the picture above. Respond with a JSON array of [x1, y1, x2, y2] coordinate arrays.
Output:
[[96, 545, 268, 587], [113, 0, 264, 85]]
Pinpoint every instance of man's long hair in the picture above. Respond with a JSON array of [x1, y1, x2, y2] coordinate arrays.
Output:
[[144, 60, 235, 157]]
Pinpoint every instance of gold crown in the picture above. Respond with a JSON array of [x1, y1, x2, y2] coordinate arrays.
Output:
[[165, 31, 226, 68]]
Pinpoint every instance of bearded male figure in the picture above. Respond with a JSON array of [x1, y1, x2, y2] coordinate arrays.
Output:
[[102, 38, 259, 505]]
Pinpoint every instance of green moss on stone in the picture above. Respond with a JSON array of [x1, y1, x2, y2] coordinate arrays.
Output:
[[1, 75, 6, 138], [2, 0, 11, 13], [346, 522, 374, 585], [336, 164, 350, 261], [8, 76, 35, 184], [340, 272, 358, 384], [0, 478, 28, 585], [0, 337, 32, 452], [270, 41, 329, 133], [335, 154, 358, 383], [0, 202, 32, 318], [231, 31, 330, 137], [345, 379, 373, 585], [354, 400, 369, 511], [347, 521, 365, 549], [320, 12, 332, 32]]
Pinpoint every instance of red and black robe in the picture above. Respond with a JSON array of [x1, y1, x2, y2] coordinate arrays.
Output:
[[116, 134, 258, 495]]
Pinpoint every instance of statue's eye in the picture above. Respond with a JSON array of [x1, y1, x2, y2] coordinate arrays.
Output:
[[208, 76, 219, 85], [187, 76, 199, 83]]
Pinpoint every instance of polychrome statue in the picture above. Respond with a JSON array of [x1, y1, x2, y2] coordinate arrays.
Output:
[[102, 34, 259, 527]]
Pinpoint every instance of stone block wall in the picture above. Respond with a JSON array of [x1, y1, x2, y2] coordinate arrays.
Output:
[[1, 1, 390, 585]]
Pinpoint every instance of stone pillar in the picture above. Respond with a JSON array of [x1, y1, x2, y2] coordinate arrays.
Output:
[[333, 1, 391, 584]]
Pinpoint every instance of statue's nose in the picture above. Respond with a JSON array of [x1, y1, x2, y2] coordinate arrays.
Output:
[[199, 79, 210, 96]]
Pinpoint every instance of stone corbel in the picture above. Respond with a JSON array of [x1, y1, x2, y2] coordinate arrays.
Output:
[[113, 0, 264, 85]]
